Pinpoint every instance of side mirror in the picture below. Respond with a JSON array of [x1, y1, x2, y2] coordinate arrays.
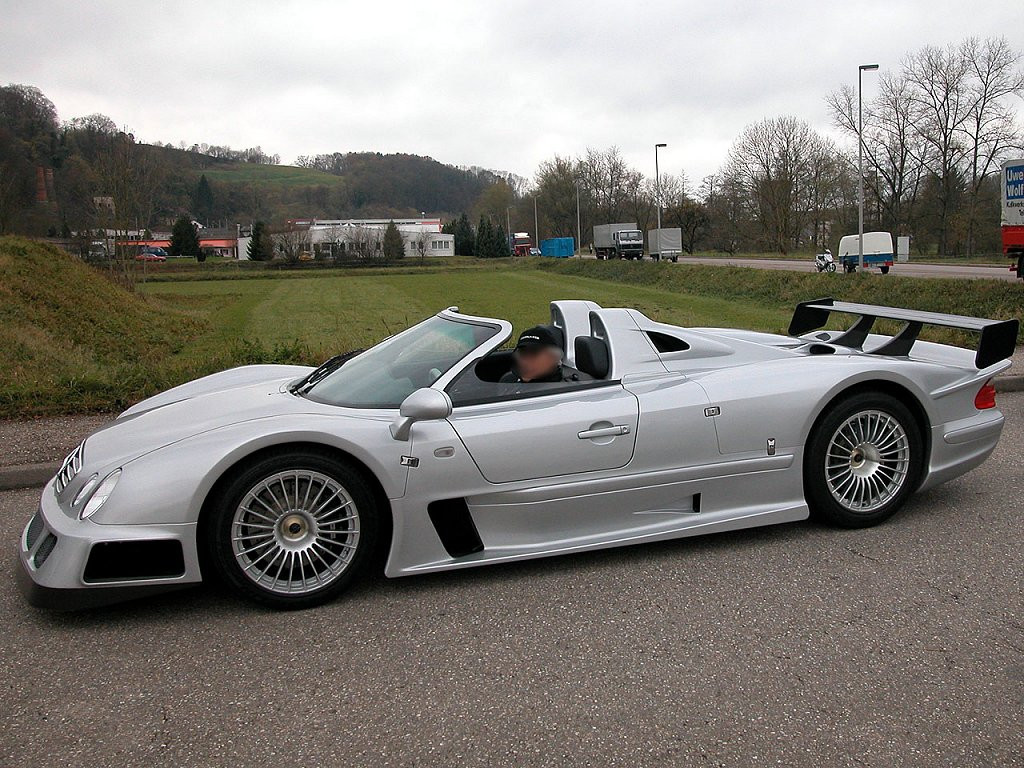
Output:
[[390, 388, 453, 441]]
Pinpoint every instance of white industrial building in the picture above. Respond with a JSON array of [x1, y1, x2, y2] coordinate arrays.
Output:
[[237, 217, 454, 260], [307, 218, 454, 259]]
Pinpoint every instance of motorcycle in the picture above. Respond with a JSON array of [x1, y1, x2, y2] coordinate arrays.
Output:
[[814, 250, 837, 273]]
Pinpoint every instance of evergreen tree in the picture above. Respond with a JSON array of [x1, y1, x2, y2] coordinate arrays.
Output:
[[474, 217, 492, 258], [193, 174, 214, 224], [455, 213, 475, 256], [493, 223, 510, 258], [382, 220, 405, 260], [169, 215, 200, 257], [247, 221, 273, 261]]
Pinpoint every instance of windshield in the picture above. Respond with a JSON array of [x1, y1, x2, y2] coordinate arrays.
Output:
[[301, 315, 501, 408], [620, 231, 641, 241]]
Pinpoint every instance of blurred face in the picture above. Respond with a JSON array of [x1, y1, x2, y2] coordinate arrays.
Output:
[[515, 346, 561, 382]]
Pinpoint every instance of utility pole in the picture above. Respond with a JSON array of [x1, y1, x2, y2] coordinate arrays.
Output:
[[575, 182, 582, 257], [655, 143, 666, 259], [533, 196, 539, 253], [858, 63, 879, 271]]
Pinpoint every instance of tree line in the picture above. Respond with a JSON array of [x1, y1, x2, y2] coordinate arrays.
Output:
[[499, 36, 1021, 258]]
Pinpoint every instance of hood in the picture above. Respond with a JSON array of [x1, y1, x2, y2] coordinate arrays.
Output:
[[84, 365, 316, 470]]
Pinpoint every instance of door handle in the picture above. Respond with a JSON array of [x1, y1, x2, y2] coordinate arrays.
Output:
[[578, 425, 630, 439]]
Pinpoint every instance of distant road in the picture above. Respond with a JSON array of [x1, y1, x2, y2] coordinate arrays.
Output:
[[673, 256, 1018, 281]]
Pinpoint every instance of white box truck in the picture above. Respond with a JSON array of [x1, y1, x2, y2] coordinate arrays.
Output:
[[593, 223, 644, 260]]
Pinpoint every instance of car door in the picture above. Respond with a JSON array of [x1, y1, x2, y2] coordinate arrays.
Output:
[[446, 384, 639, 484]]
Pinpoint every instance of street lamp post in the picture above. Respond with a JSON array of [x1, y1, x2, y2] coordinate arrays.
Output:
[[534, 196, 539, 252], [858, 63, 879, 272], [654, 143, 666, 259], [575, 182, 582, 257]]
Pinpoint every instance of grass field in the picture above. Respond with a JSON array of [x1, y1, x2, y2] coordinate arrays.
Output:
[[142, 267, 791, 366]]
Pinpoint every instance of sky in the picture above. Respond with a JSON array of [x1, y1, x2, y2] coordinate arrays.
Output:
[[1, 0, 1019, 186]]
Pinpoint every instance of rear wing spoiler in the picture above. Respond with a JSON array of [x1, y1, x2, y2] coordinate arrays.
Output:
[[789, 297, 1019, 369]]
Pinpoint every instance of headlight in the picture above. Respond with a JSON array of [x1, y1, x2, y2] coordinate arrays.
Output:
[[72, 473, 100, 507], [80, 469, 122, 520]]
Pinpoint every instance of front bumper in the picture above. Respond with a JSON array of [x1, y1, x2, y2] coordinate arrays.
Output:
[[17, 479, 203, 610]]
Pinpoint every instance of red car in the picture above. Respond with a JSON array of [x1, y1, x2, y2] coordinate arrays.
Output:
[[136, 247, 168, 262]]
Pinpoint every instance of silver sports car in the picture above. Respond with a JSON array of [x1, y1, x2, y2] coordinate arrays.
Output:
[[17, 299, 1018, 610]]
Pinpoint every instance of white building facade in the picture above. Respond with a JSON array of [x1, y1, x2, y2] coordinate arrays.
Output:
[[303, 218, 454, 259], [237, 218, 455, 260]]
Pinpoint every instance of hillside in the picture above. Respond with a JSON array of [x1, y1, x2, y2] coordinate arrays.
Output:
[[0, 237, 205, 416], [0, 83, 500, 236]]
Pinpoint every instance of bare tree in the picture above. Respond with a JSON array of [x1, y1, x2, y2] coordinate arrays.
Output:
[[275, 225, 311, 264], [903, 43, 973, 255], [958, 37, 1024, 254], [533, 155, 579, 239], [577, 146, 632, 224], [827, 73, 929, 237]]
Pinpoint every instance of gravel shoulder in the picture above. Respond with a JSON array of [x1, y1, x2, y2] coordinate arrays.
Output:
[[0, 413, 114, 468]]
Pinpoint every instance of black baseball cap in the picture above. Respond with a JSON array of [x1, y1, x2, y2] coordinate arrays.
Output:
[[515, 324, 562, 350]]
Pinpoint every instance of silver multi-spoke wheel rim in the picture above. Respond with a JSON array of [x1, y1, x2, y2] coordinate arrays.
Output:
[[231, 470, 359, 595], [825, 409, 910, 513]]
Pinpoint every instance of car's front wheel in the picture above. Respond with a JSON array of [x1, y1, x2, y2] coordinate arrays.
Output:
[[209, 450, 378, 608], [804, 392, 923, 528]]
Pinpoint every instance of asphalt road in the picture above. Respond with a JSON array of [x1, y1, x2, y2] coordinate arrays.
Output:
[[2, 396, 1022, 767], [673, 256, 1020, 281]]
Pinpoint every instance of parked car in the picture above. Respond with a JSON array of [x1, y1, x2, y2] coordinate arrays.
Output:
[[18, 299, 1017, 610], [136, 247, 167, 262]]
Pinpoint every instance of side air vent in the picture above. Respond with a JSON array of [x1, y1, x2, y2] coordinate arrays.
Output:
[[427, 498, 484, 558], [647, 331, 690, 353], [807, 343, 836, 355], [54, 442, 85, 495]]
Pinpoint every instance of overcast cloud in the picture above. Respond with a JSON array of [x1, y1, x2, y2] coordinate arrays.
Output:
[[1, 0, 1019, 184]]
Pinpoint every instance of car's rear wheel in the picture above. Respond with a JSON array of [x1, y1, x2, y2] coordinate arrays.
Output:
[[804, 392, 923, 528], [209, 450, 378, 608]]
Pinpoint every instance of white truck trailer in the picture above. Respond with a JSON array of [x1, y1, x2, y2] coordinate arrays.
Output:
[[647, 228, 682, 262]]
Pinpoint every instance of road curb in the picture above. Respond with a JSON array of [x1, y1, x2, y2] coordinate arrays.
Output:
[[0, 462, 57, 492], [996, 375, 1024, 393]]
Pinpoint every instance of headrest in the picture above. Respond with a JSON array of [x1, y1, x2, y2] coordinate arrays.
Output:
[[574, 336, 610, 379]]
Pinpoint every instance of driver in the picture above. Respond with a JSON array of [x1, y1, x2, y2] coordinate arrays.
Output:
[[500, 325, 588, 384]]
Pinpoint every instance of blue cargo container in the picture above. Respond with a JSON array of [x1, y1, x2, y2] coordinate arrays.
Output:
[[540, 237, 575, 258]]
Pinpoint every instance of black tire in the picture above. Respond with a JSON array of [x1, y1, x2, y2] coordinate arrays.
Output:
[[804, 392, 924, 528], [880, 265, 890, 274], [208, 449, 379, 609], [1017, 254, 1023, 280]]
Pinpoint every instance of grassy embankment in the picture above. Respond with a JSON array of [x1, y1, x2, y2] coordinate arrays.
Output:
[[1, 236, 1019, 419]]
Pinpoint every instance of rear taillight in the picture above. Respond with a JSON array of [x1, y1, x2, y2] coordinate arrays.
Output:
[[975, 381, 997, 410]]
